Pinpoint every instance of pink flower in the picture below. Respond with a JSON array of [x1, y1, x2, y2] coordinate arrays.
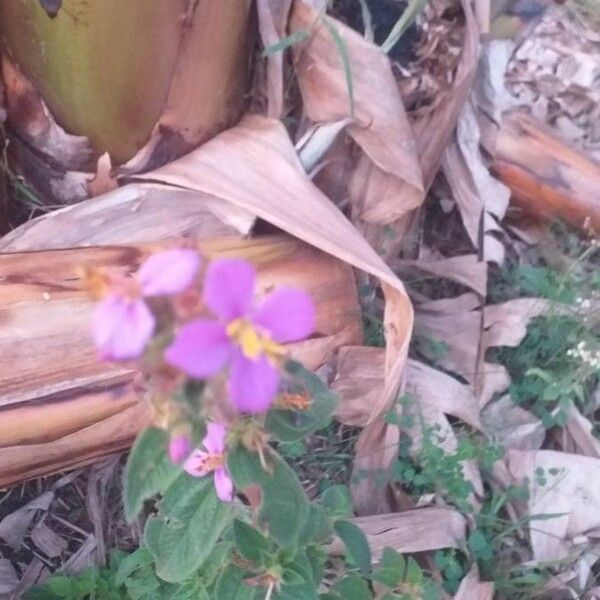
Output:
[[91, 249, 200, 360], [184, 422, 233, 502], [165, 259, 315, 413]]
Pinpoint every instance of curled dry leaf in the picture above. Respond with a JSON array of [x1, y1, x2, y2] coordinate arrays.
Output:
[[87, 152, 118, 198], [0, 491, 54, 550], [333, 349, 482, 430], [329, 508, 467, 562], [290, 0, 423, 197], [442, 99, 511, 265], [382, 0, 481, 223], [395, 253, 488, 297], [453, 565, 494, 600], [482, 395, 545, 451], [564, 402, 600, 459], [415, 295, 549, 406], [0, 184, 254, 251], [136, 114, 414, 513], [506, 449, 600, 562]]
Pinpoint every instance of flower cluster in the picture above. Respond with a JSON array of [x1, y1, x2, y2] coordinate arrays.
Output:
[[567, 340, 600, 370], [89, 249, 315, 501]]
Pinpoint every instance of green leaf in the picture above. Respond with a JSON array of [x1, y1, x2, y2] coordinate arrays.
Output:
[[233, 519, 272, 565], [331, 574, 371, 600], [382, 547, 406, 579], [167, 580, 210, 600], [115, 547, 154, 585], [333, 520, 371, 576], [299, 504, 333, 547], [266, 361, 338, 442], [123, 427, 181, 522], [263, 30, 309, 56], [144, 474, 233, 582], [279, 582, 320, 600], [227, 447, 309, 549], [198, 542, 232, 586], [282, 550, 314, 586], [321, 485, 353, 519], [214, 566, 260, 600], [467, 530, 493, 561], [372, 567, 399, 588], [404, 557, 423, 585]]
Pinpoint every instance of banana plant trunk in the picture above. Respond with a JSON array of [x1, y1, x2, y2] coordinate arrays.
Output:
[[0, 0, 253, 202]]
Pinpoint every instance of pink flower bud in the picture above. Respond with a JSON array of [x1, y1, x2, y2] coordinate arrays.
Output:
[[168, 435, 191, 464]]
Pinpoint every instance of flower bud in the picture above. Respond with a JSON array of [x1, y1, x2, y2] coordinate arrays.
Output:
[[168, 434, 191, 464]]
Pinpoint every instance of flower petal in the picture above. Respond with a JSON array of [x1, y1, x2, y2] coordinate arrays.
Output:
[[138, 249, 201, 296], [91, 294, 154, 360], [203, 422, 227, 455], [229, 350, 280, 413], [168, 435, 191, 464], [203, 258, 256, 321], [183, 449, 210, 477], [165, 319, 232, 378], [253, 287, 316, 343], [214, 468, 234, 502]]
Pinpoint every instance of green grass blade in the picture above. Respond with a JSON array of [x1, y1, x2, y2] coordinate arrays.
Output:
[[381, 0, 428, 54], [322, 17, 355, 117]]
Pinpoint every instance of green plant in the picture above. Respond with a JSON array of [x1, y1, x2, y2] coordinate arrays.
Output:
[[490, 236, 600, 427], [393, 423, 503, 513], [493, 314, 599, 427]]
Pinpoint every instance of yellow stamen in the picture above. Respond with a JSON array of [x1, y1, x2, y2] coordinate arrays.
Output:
[[278, 392, 312, 411], [197, 453, 224, 472], [226, 318, 285, 362]]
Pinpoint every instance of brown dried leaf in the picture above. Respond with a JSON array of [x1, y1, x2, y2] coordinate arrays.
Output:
[[333, 350, 482, 430], [257, 0, 292, 118], [406, 359, 482, 429], [87, 153, 118, 198], [482, 395, 545, 450], [395, 254, 488, 297], [290, 1, 423, 193], [0, 559, 18, 596], [442, 100, 510, 264], [0, 491, 53, 550], [390, 0, 480, 216], [31, 522, 68, 559], [0, 184, 254, 252], [416, 300, 481, 384], [61, 534, 97, 575], [506, 449, 600, 561], [330, 508, 467, 562], [564, 402, 600, 458]]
